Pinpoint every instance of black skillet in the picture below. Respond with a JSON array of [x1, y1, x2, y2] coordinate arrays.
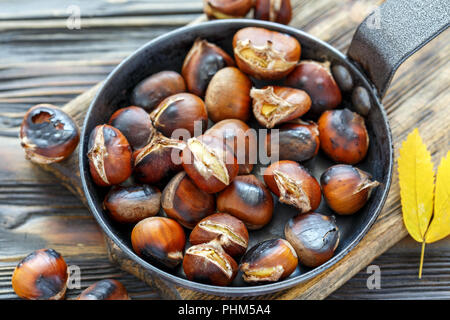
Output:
[[79, 0, 449, 296]]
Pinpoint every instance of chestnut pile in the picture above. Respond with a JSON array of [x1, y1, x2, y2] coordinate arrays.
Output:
[[81, 26, 380, 287]]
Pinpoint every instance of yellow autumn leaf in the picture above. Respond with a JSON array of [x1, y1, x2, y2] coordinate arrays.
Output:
[[425, 151, 450, 243], [398, 129, 435, 243]]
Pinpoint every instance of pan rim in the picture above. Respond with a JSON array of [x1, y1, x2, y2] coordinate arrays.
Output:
[[79, 19, 394, 297]]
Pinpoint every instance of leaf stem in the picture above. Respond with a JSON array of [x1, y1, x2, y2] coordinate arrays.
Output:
[[419, 241, 426, 279]]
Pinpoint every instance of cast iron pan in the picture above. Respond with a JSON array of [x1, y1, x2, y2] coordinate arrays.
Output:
[[79, 0, 448, 296]]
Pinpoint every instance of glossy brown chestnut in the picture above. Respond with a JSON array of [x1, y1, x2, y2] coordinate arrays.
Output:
[[77, 279, 129, 300], [131, 217, 186, 268], [181, 134, 239, 193], [251, 86, 311, 128], [263, 160, 321, 213], [103, 185, 161, 224], [189, 213, 249, 257], [285, 212, 339, 267], [254, 0, 292, 25], [150, 93, 208, 138], [217, 174, 273, 230], [203, 0, 253, 19], [318, 108, 369, 164], [182, 38, 235, 97], [320, 164, 380, 215], [87, 124, 133, 187], [265, 119, 319, 162], [205, 67, 251, 122], [109, 106, 152, 149], [285, 60, 342, 119], [233, 27, 301, 80], [131, 71, 186, 112], [240, 239, 298, 283], [133, 130, 185, 184], [20, 104, 79, 164], [162, 171, 216, 229], [205, 119, 257, 174], [12, 249, 68, 300], [183, 239, 238, 286]]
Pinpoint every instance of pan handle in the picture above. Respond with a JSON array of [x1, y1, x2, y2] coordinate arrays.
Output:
[[347, 0, 449, 98]]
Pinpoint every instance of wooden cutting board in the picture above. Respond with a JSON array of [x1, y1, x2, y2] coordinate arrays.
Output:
[[34, 6, 450, 299]]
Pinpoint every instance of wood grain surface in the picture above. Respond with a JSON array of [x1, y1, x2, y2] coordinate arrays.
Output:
[[0, 0, 449, 300]]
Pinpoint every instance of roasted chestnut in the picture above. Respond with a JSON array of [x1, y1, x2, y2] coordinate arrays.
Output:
[[109, 106, 152, 149], [87, 124, 133, 187], [205, 67, 252, 122], [205, 119, 257, 174], [20, 104, 79, 164], [161, 171, 216, 228], [203, 0, 253, 19], [12, 249, 68, 300], [182, 38, 235, 97], [181, 135, 239, 193], [131, 217, 186, 268], [150, 93, 208, 138], [133, 131, 185, 184], [183, 239, 238, 286], [254, 0, 292, 25], [318, 108, 369, 164], [285, 60, 342, 119], [217, 174, 273, 230], [352, 86, 372, 116], [131, 71, 186, 112], [251, 86, 311, 128], [265, 119, 319, 162], [77, 279, 129, 300], [263, 160, 321, 213], [189, 213, 249, 257], [285, 212, 339, 267], [331, 64, 353, 92], [320, 164, 379, 215], [233, 27, 301, 80], [240, 239, 298, 283], [103, 185, 161, 224]]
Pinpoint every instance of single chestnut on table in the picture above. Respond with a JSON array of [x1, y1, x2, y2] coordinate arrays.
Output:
[[205, 66, 252, 122], [131, 217, 186, 268], [182, 134, 239, 194], [77, 279, 129, 300], [190, 212, 249, 258], [203, 0, 253, 19], [87, 124, 133, 187], [251, 85, 311, 128], [240, 239, 298, 283], [12, 249, 68, 300], [205, 119, 257, 174], [161, 171, 216, 229], [109, 106, 153, 149], [217, 174, 274, 230], [183, 239, 238, 286], [254, 0, 292, 25], [103, 185, 161, 224], [20, 104, 79, 164], [320, 164, 380, 215], [264, 160, 321, 213], [131, 70, 186, 112], [265, 119, 320, 162], [285, 212, 340, 267], [133, 131, 185, 184], [150, 93, 208, 138], [182, 38, 235, 97], [233, 27, 301, 80], [318, 108, 369, 164], [285, 60, 342, 119]]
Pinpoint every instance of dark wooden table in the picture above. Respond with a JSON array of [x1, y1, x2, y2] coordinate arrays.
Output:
[[0, 0, 449, 300]]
